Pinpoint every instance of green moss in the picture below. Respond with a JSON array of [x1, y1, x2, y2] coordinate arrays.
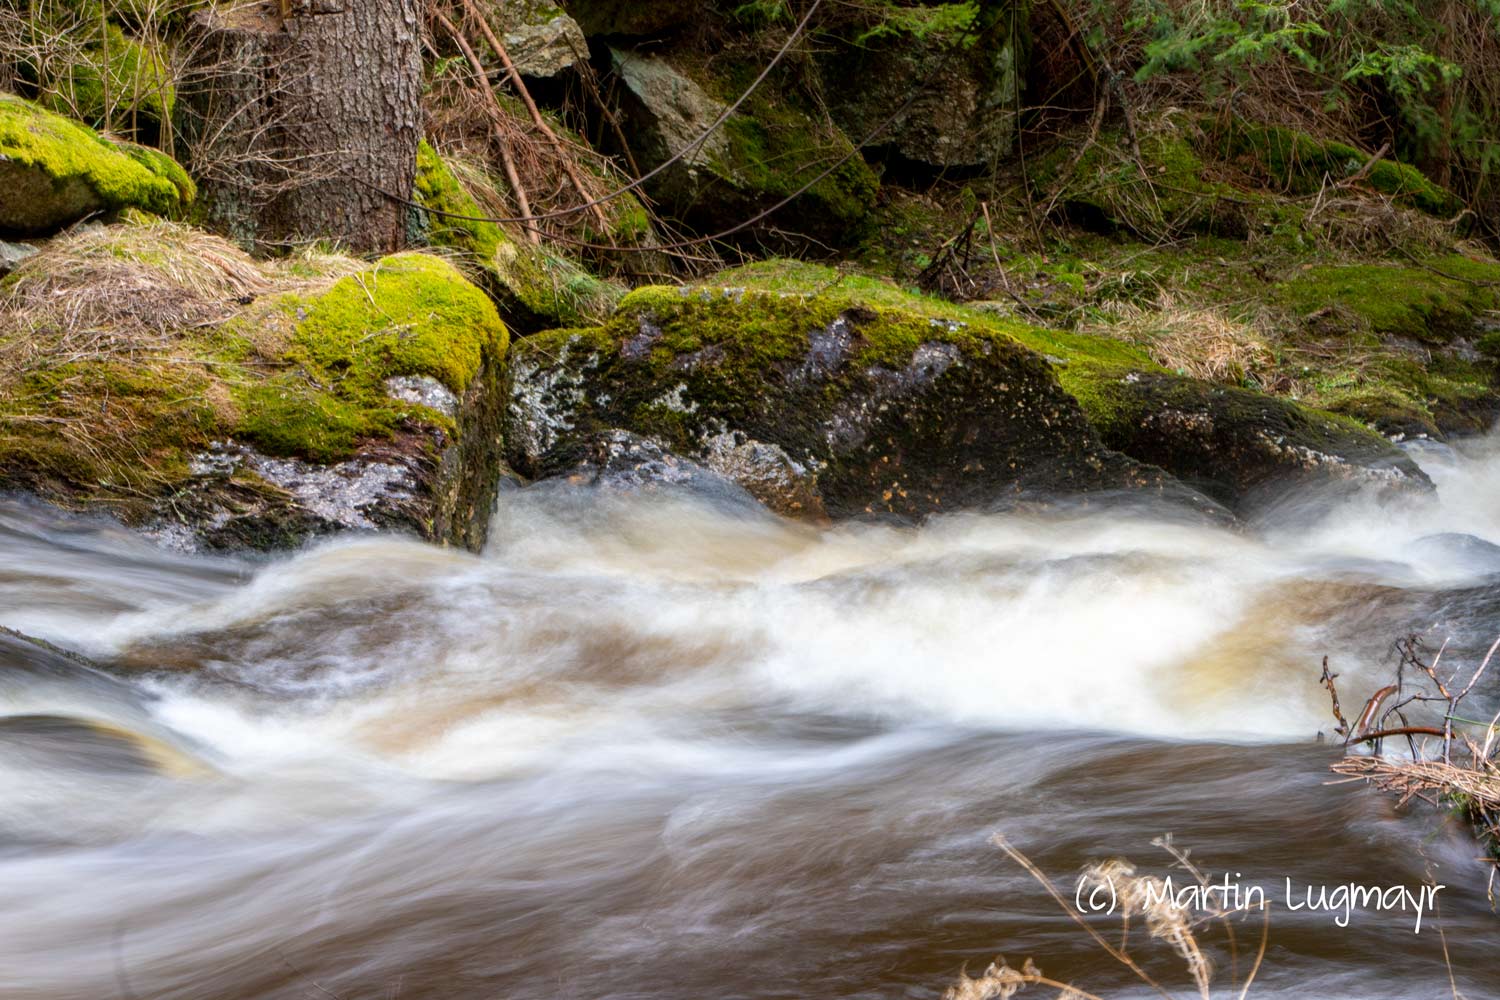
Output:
[[223, 253, 505, 461], [717, 108, 878, 234], [1276, 258, 1500, 342], [43, 26, 175, 132], [412, 140, 622, 328], [1210, 119, 1460, 217], [413, 140, 502, 263], [711, 259, 1155, 371], [114, 141, 195, 204], [1043, 127, 1267, 239], [0, 93, 190, 229]]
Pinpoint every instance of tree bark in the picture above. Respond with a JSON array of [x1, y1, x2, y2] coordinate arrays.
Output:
[[179, 0, 422, 254]]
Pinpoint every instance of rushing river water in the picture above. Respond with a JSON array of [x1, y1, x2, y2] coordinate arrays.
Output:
[[3, 435, 1500, 999]]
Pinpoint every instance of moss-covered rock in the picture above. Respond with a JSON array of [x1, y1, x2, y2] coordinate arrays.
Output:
[[608, 47, 878, 249], [0, 94, 192, 236], [411, 139, 622, 329], [1062, 364, 1430, 509], [0, 222, 511, 552], [507, 262, 1172, 520], [1039, 126, 1281, 240], [817, 1, 1024, 171], [1275, 258, 1500, 344], [42, 25, 175, 135], [1209, 118, 1461, 218]]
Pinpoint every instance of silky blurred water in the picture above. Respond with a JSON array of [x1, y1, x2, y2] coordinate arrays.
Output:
[[2, 434, 1499, 999]]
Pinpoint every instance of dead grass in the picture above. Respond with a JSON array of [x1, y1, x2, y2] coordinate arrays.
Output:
[[0, 214, 364, 502], [951, 833, 1270, 1000], [1084, 293, 1283, 389], [0, 214, 358, 351]]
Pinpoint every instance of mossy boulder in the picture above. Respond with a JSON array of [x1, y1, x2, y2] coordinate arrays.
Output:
[[411, 139, 622, 329], [1209, 118, 1460, 218], [1275, 258, 1500, 345], [817, 1, 1023, 171], [0, 223, 511, 552], [1062, 364, 1431, 509], [507, 263, 1172, 521], [43, 25, 175, 135], [608, 47, 878, 249], [1040, 126, 1279, 240], [0, 95, 192, 236]]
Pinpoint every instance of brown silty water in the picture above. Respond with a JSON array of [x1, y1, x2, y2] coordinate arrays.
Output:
[[1, 434, 1499, 999]]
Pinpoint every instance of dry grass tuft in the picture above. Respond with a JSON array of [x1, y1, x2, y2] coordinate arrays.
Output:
[[944, 956, 1091, 1000], [1086, 293, 1281, 388], [952, 833, 1271, 1000], [0, 215, 358, 351]]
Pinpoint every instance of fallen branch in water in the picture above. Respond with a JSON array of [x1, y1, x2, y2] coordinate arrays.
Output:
[[1323, 634, 1500, 899]]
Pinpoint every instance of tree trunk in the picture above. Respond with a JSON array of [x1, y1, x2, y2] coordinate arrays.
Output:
[[178, 0, 422, 254]]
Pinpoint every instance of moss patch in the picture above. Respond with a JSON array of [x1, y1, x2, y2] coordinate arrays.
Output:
[[0, 94, 190, 235], [411, 140, 621, 329], [43, 25, 175, 134], [1209, 118, 1460, 217], [226, 252, 507, 461], [1275, 258, 1500, 343], [0, 227, 506, 520]]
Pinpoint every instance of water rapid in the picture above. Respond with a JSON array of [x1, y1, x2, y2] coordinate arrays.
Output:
[[3, 435, 1500, 998]]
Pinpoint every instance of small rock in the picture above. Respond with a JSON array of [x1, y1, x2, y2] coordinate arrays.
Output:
[[0, 240, 38, 277]]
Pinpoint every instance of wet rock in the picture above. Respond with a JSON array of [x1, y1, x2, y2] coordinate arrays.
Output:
[[545, 429, 770, 515], [385, 375, 459, 418], [1068, 367, 1432, 510], [1408, 533, 1500, 578], [507, 281, 1169, 522]]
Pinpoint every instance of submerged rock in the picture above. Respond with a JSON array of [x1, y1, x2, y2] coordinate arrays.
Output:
[[507, 273, 1166, 521], [540, 429, 772, 515], [0, 94, 193, 236]]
